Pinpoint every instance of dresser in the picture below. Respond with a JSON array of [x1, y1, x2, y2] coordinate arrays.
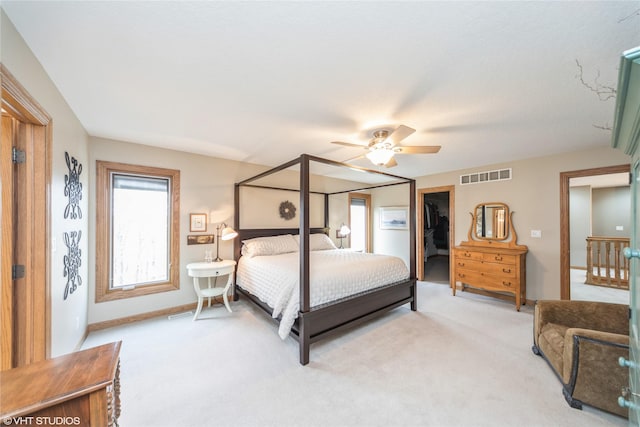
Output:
[[452, 202, 528, 310], [0, 341, 122, 427]]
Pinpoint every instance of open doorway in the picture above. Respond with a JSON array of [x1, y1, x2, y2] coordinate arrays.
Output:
[[418, 186, 454, 285], [560, 164, 630, 302], [569, 173, 630, 303]]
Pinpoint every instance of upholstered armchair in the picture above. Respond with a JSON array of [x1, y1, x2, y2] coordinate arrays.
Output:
[[532, 300, 629, 418]]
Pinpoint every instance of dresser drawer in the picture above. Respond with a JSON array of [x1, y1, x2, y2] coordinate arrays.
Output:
[[456, 250, 516, 266], [455, 249, 484, 261], [454, 259, 516, 278], [454, 269, 518, 291], [481, 253, 516, 265]]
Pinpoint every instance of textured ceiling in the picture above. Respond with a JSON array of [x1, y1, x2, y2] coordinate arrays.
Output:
[[3, 1, 640, 178]]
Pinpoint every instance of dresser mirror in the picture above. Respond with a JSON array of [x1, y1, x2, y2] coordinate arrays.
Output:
[[474, 202, 509, 240]]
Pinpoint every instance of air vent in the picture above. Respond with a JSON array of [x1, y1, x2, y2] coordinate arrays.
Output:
[[460, 168, 512, 185]]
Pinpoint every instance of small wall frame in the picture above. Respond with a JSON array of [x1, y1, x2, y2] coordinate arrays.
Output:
[[189, 213, 207, 232]]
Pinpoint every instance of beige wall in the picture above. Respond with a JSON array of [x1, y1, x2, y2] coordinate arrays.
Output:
[[371, 184, 413, 267], [88, 137, 268, 324], [570, 185, 591, 267], [592, 186, 630, 237], [415, 146, 630, 301], [239, 186, 326, 229], [1, 10, 91, 356]]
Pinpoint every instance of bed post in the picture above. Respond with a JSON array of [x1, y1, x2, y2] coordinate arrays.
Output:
[[410, 179, 417, 311], [234, 183, 240, 258], [299, 154, 311, 365], [324, 193, 329, 228], [299, 314, 310, 365], [233, 183, 241, 301]]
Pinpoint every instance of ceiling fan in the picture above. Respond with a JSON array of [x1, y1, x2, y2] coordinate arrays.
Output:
[[331, 125, 441, 167]]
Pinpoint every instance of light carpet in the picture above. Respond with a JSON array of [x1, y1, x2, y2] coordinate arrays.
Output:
[[82, 282, 627, 427]]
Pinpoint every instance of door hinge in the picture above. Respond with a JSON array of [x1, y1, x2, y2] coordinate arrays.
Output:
[[12, 147, 25, 164], [12, 264, 25, 280]]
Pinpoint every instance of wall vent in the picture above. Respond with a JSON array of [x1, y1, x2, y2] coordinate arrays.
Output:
[[460, 168, 512, 185]]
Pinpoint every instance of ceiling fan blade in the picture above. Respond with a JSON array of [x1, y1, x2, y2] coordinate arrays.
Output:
[[395, 145, 441, 154], [331, 141, 367, 149], [342, 153, 366, 163], [384, 157, 398, 168], [387, 125, 416, 146]]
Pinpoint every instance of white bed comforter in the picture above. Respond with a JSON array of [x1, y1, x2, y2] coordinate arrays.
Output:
[[237, 249, 410, 339]]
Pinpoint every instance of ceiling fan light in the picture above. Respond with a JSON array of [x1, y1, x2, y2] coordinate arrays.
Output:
[[366, 148, 395, 166]]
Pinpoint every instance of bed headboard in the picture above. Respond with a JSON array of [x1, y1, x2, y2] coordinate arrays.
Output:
[[233, 227, 329, 261]]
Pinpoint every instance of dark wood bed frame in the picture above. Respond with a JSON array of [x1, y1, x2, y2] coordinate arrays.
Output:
[[233, 154, 416, 365]]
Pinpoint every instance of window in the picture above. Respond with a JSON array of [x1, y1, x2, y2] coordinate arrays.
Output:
[[96, 161, 180, 302], [349, 193, 371, 252]]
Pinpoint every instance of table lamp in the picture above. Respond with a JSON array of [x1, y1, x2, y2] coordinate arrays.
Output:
[[215, 223, 238, 262]]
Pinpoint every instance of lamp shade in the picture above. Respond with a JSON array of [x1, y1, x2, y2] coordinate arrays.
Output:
[[220, 226, 238, 241], [366, 148, 394, 166], [339, 224, 351, 236]]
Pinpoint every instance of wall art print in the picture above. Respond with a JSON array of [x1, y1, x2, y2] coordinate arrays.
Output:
[[63, 230, 82, 300], [190, 213, 207, 232], [64, 151, 83, 219], [379, 206, 409, 230]]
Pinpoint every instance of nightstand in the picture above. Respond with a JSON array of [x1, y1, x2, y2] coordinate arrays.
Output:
[[186, 260, 236, 320]]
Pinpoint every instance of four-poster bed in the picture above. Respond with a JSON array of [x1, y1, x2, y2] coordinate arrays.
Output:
[[233, 154, 417, 365]]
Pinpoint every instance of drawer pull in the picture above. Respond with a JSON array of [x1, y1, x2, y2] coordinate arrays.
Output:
[[457, 262, 465, 267], [463, 252, 471, 257], [458, 273, 465, 278], [618, 396, 640, 410], [502, 268, 511, 273], [502, 281, 512, 287], [619, 357, 638, 369], [494, 256, 503, 261]]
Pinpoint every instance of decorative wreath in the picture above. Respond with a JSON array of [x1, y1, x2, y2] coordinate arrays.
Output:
[[279, 200, 296, 220]]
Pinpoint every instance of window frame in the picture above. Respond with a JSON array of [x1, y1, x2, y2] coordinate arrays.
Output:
[[95, 161, 180, 302]]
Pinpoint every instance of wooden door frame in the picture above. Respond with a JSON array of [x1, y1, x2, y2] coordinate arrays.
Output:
[[1, 113, 14, 371], [559, 164, 630, 300], [1, 64, 52, 368], [417, 185, 455, 283]]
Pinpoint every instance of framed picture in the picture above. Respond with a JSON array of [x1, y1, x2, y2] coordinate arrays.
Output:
[[379, 207, 408, 230], [189, 213, 207, 232], [187, 234, 215, 245]]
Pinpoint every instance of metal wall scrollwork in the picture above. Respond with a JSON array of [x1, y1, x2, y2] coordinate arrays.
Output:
[[63, 230, 82, 300], [63, 150, 84, 301], [64, 151, 83, 219]]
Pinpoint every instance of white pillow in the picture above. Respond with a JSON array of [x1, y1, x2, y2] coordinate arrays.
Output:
[[241, 234, 298, 258], [293, 233, 337, 251]]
